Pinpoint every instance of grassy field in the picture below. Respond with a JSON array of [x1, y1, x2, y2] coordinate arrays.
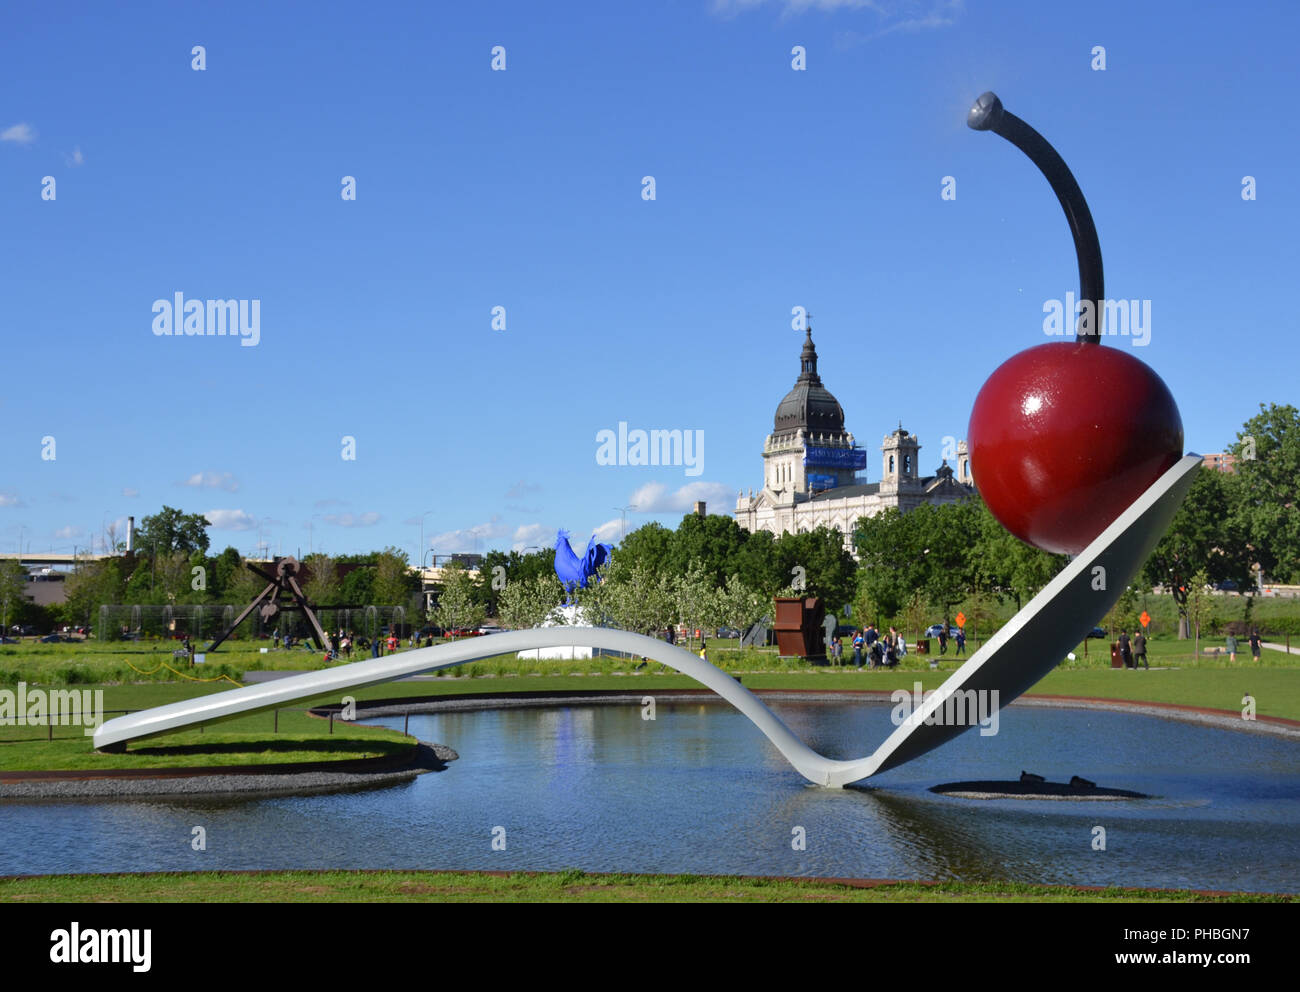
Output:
[[0, 869, 1287, 903], [2, 624, 1294, 686]]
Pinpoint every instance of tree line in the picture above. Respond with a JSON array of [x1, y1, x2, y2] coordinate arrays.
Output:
[[29, 403, 1298, 642]]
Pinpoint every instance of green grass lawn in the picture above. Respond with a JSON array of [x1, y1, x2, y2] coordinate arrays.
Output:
[[0, 681, 412, 771], [0, 869, 1287, 903]]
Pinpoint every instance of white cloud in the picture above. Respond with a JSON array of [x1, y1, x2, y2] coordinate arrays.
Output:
[[205, 509, 257, 531], [627, 480, 733, 513], [1, 123, 36, 145], [121, 487, 140, 498], [510, 523, 551, 551], [180, 471, 239, 492], [322, 511, 382, 528], [0, 492, 21, 507], [54, 525, 82, 540], [64, 146, 84, 166], [429, 516, 508, 552], [591, 518, 623, 544], [314, 497, 346, 508]]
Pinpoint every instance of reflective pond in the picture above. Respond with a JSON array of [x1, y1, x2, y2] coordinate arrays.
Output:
[[2, 699, 1297, 892]]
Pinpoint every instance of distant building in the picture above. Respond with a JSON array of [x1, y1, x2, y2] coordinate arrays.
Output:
[[733, 325, 974, 551], [1203, 452, 1238, 473]]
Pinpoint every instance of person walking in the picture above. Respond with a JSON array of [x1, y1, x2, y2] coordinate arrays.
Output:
[[955, 628, 966, 656], [831, 635, 842, 666], [853, 629, 865, 670], [1133, 628, 1148, 669], [1225, 632, 1238, 662], [938, 627, 948, 656], [885, 627, 899, 668], [1118, 630, 1133, 669], [1249, 629, 1262, 661]]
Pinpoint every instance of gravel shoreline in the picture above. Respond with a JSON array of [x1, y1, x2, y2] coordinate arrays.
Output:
[[0, 742, 458, 802]]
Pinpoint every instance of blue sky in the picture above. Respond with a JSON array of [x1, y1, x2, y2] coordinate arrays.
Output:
[[2, 0, 1296, 562]]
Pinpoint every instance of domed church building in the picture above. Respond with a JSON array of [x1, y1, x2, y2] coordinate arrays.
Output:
[[733, 324, 975, 551]]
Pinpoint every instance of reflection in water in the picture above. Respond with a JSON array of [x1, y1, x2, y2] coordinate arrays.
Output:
[[0, 700, 1296, 892]]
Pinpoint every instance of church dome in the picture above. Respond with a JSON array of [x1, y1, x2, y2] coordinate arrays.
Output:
[[773, 326, 846, 436]]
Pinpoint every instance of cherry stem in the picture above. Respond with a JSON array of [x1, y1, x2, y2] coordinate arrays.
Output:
[[968, 91, 1104, 344]]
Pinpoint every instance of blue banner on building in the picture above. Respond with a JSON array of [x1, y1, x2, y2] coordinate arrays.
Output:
[[803, 446, 867, 470], [807, 473, 838, 490]]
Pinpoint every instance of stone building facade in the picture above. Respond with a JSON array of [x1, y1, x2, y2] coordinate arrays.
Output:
[[733, 326, 974, 551]]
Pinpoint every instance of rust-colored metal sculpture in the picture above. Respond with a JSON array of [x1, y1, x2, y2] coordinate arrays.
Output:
[[207, 556, 333, 653]]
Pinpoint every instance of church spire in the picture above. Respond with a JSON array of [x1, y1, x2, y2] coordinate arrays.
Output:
[[798, 319, 821, 384]]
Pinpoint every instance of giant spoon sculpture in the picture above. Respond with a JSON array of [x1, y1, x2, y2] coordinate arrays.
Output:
[[96, 94, 1201, 787]]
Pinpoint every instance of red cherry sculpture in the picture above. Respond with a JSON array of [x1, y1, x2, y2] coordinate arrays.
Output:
[[965, 92, 1183, 555], [968, 341, 1182, 555]]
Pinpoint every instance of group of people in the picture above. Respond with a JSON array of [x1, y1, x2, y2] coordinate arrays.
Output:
[[831, 624, 905, 670], [935, 626, 967, 656], [1221, 630, 1263, 663], [1115, 629, 1149, 669]]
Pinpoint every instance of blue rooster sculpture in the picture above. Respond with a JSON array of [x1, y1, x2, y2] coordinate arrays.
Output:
[[554, 529, 613, 605]]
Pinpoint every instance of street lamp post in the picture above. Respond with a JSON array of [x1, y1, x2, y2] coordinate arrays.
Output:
[[614, 505, 638, 543], [418, 510, 434, 570]]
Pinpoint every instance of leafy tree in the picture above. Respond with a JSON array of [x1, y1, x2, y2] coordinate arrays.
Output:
[[210, 546, 243, 599], [716, 574, 766, 641], [773, 526, 856, 616], [339, 565, 375, 605], [917, 499, 979, 620], [372, 547, 415, 606], [499, 572, 564, 630], [670, 559, 721, 649], [617, 522, 674, 575], [854, 508, 925, 619], [1186, 567, 1212, 659], [1101, 584, 1140, 638], [588, 557, 674, 636], [430, 561, 485, 636], [224, 562, 266, 611], [1141, 465, 1251, 637], [1230, 403, 1300, 582], [122, 557, 158, 604], [156, 550, 192, 603], [477, 548, 556, 616], [732, 529, 780, 596], [971, 499, 1064, 610], [0, 559, 29, 631], [136, 506, 212, 556], [667, 514, 749, 587], [302, 553, 341, 606]]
